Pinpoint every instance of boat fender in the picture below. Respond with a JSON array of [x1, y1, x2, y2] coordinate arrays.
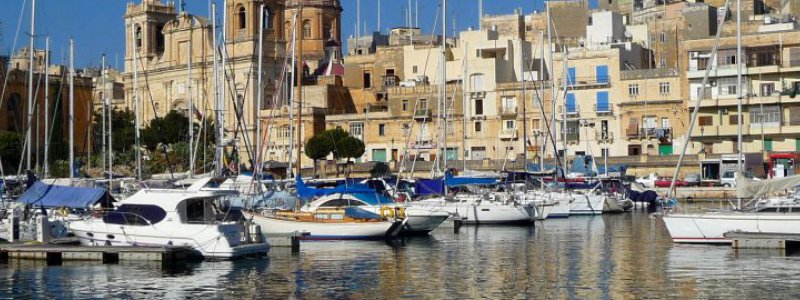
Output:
[[380, 206, 395, 219], [395, 207, 407, 219], [58, 207, 70, 217]]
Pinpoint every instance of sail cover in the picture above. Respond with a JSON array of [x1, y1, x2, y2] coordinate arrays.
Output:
[[17, 181, 114, 209], [295, 175, 376, 199], [444, 171, 497, 187], [736, 172, 800, 199]]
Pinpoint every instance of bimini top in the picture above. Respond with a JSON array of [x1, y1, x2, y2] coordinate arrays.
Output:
[[295, 175, 375, 199], [17, 181, 115, 209]]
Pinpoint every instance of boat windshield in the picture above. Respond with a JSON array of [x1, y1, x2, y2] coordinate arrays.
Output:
[[103, 204, 167, 226]]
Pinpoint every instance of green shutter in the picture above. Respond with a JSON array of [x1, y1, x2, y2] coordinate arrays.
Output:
[[659, 144, 673, 156], [765, 139, 773, 152], [796, 139, 800, 151], [372, 149, 387, 162]]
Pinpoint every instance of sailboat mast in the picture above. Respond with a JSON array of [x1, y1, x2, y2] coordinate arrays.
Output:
[[132, 21, 142, 180], [107, 55, 113, 181], [296, 4, 304, 177], [288, 12, 297, 178], [212, 2, 223, 176], [521, 38, 528, 179], [546, 3, 557, 170], [736, 0, 743, 208], [561, 49, 569, 173], [187, 38, 194, 177], [539, 30, 545, 175], [26, 0, 36, 171], [462, 42, 468, 172], [44, 36, 49, 178], [69, 38, 74, 182], [256, 4, 265, 180], [440, 0, 447, 174], [101, 54, 107, 178]]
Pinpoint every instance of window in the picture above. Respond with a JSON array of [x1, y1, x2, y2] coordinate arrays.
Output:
[[263, 8, 272, 29], [596, 91, 610, 112], [402, 123, 411, 135], [505, 120, 515, 130], [698, 116, 713, 126], [135, 25, 143, 49], [378, 124, 386, 136], [659, 32, 666, 43], [278, 126, 291, 139], [628, 84, 639, 97], [474, 99, 484, 115], [471, 146, 487, 160], [474, 122, 482, 132], [402, 99, 409, 111], [750, 105, 781, 126], [567, 67, 576, 85], [566, 93, 577, 113], [412, 66, 418, 73], [729, 115, 739, 125], [596, 65, 609, 84], [155, 25, 165, 52], [238, 7, 247, 30], [303, 20, 312, 38], [285, 21, 293, 40], [470, 73, 485, 91], [761, 83, 775, 97], [660, 55, 666, 68], [103, 205, 167, 226], [363, 70, 371, 88], [419, 99, 427, 109], [765, 139, 773, 151], [566, 120, 580, 141], [659, 82, 670, 95], [502, 97, 517, 113], [727, 85, 737, 95], [628, 145, 642, 156], [703, 142, 713, 154], [601, 148, 609, 158], [790, 107, 800, 126], [349, 122, 364, 138], [662, 118, 670, 129], [643, 116, 657, 129]]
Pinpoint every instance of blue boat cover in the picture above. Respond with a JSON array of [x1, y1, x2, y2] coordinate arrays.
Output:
[[569, 155, 627, 177], [415, 179, 444, 196], [344, 207, 381, 220], [18, 181, 114, 209], [295, 176, 376, 199], [350, 193, 395, 206], [444, 171, 497, 187]]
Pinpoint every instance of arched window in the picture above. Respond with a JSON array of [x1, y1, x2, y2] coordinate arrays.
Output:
[[238, 6, 246, 30], [470, 73, 485, 91], [135, 26, 143, 49], [303, 20, 312, 39], [285, 21, 292, 40], [6, 93, 21, 131], [155, 24, 165, 52]]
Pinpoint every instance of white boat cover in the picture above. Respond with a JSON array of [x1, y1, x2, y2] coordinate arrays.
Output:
[[736, 172, 800, 199]]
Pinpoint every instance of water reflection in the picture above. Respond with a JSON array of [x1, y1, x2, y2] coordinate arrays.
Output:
[[3, 212, 800, 299]]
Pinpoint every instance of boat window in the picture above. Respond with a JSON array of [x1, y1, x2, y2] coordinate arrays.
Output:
[[314, 214, 329, 219], [103, 204, 166, 226], [330, 214, 344, 220], [758, 207, 779, 213], [319, 198, 366, 207], [184, 198, 212, 224]]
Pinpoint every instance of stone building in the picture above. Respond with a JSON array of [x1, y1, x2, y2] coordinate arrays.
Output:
[[122, 0, 342, 166]]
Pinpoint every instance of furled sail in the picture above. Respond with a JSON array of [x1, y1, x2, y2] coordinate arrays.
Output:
[[736, 172, 800, 199]]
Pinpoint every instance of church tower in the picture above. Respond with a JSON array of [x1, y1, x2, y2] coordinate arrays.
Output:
[[284, 0, 342, 67], [123, 0, 176, 72], [226, 0, 286, 42]]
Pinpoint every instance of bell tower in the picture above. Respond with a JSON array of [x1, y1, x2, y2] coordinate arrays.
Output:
[[227, 0, 286, 42], [124, 0, 176, 72], [284, 0, 342, 63]]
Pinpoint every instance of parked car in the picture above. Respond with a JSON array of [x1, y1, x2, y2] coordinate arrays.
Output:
[[685, 173, 701, 187], [635, 173, 658, 188], [720, 171, 760, 187]]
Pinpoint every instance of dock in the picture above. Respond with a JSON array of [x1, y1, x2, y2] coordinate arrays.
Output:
[[266, 231, 307, 253], [723, 231, 800, 255], [0, 243, 199, 266]]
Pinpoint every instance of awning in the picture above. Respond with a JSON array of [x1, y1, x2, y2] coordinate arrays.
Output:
[[17, 181, 115, 209]]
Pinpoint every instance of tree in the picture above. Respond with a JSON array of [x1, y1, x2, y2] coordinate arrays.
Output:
[[0, 132, 22, 174], [305, 135, 333, 177], [338, 136, 365, 177], [141, 110, 190, 152], [321, 128, 349, 176]]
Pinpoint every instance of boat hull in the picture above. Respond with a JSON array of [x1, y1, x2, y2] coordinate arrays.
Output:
[[568, 193, 605, 215], [410, 198, 533, 225], [67, 220, 269, 259], [247, 213, 401, 240], [663, 213, 800, 244]]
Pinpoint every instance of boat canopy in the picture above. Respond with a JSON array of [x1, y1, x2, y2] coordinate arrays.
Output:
[[343, 207, 382, 220], [736, 172, 800, 199], [444, 171, 497, 187], [17, 181, 115, 209], [295, 175, 376, 199]]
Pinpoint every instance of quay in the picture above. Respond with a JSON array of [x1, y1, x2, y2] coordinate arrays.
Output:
[[0, 243, 198, 266], [723, 231, 800, 255]]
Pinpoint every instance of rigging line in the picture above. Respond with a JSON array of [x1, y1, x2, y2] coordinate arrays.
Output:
[[546, 12, 568, 178], [397, 4, 441, 180], [135, 48, 179, 179], [222, 53, 255, 167], [0, 0, 29, 111]]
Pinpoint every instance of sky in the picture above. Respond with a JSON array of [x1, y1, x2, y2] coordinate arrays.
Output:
[[0, 0, 594, 69]]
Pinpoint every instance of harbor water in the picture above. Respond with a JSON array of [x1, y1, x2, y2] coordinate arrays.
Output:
[[2, 209, 800, 299]]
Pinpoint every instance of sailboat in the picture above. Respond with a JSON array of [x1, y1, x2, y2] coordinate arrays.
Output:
[[659, 0, 800, 243]]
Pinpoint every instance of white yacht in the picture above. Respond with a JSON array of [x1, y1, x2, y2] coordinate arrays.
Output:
[[67, 178, 269, 259], [409, 193, 533, 225], [663, 173, 800, 244]]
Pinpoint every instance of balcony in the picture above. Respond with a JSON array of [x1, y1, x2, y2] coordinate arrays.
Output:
[[559, 105, 579, 117], [382, 75, 399, 89], [594, 104, 613, 115], [626, 127, 672, 140], [691, 125, 718, 137], [500, 106, 518, 118], [596, 131, 614, 142], [409, 139, 436, 149], [413, 109, 432, 121], [558, 77, 610, 90], [499, 129, 518, 139]]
